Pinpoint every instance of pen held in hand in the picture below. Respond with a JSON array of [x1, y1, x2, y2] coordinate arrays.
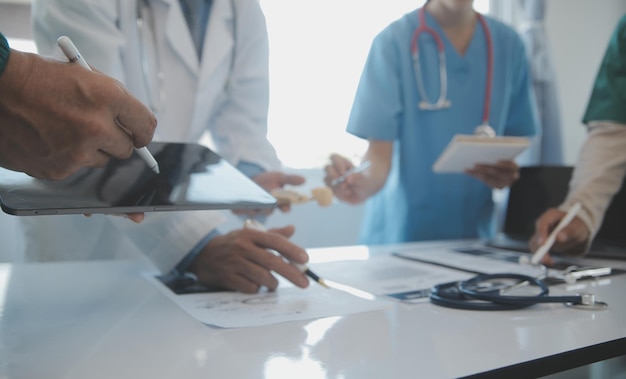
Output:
[[56, 36, 160, 175], [243, 219, 329, 289], [331, 160, 372, 187], [527, 202, 582, 265]]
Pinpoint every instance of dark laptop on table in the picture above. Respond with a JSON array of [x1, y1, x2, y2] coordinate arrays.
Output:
[[486, 166, 626, 260]]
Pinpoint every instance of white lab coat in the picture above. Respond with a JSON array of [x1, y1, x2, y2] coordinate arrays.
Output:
[[22, 0, 281, 272]]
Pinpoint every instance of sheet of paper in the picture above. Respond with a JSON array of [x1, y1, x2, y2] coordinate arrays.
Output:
[[392, 244, 546, 278], [313, 255, 474, 303], [433, 134, 530, 173], [146, 275, 392, 328]]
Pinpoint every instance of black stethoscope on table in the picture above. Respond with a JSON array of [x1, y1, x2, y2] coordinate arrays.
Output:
[[412, 7, 496, 137], [430, 273, 608, 311]]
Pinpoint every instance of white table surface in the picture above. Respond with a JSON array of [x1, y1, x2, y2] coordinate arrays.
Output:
[[1, 241, 625, 379]]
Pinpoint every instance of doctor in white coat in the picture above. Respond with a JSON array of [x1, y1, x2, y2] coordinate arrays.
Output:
[[23, 0, 310, 293]]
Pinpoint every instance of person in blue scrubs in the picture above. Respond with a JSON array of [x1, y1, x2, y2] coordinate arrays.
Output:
[[325, 0, 539, 245], [531, 14, 626, 260]]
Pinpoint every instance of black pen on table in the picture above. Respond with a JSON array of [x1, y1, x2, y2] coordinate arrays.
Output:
[[244, 219, 329, 289]]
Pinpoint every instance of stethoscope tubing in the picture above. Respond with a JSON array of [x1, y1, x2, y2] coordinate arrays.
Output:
[[459, 273, 582, 305], [430, 273, 590, 311], [430, 280, 531, 310], [412, 7, 493, 127]]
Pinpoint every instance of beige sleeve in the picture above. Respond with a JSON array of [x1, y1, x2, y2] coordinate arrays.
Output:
[[559, 122, 626, 239]]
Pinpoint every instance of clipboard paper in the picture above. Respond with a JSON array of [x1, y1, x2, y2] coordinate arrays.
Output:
[[433, 135, 530, 173]]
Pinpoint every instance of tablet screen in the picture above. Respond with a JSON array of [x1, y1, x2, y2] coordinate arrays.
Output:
[[0, 142, 277, 215]]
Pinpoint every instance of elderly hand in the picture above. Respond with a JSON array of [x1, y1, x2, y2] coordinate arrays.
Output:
[[0, 49, 157, 180]]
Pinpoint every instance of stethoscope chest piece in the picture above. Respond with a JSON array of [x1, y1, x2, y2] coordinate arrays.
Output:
[[474, 124, 496, 137]]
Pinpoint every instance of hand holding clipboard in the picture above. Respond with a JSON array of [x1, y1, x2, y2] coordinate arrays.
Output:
[[433, 135, 530, 173]]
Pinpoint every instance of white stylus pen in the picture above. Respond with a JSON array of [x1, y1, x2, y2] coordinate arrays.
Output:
[[57, 36, 160, 174], [330, 160, 372, 187], [529, 202, 582, 265]]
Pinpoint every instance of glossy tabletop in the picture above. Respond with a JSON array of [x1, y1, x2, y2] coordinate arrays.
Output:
[[1, 242, 625, 379]]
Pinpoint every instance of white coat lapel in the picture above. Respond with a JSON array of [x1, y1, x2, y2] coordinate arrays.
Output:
[[199, 0, 235, 85], [161, 0, 200, 74]]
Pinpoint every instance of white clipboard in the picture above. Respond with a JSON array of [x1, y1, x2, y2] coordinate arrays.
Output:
[[433, 135, 530, 173]]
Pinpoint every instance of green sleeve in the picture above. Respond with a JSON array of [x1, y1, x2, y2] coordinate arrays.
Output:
[[582, 15, 626, 124], [0, 32, 10, 77]]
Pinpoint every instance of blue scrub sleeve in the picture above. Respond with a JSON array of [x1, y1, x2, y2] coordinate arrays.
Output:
[[583, 15, 626, 125], [346, 31, 403, 141]]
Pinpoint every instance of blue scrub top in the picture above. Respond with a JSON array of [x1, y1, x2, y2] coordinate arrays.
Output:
[[347, 9, 539, 245]]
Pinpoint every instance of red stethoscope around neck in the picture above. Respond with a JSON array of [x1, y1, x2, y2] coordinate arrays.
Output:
[[411, 7, 495, 136]]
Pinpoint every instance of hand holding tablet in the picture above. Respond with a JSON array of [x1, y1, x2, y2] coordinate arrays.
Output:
[[0, 142, 276, 216]]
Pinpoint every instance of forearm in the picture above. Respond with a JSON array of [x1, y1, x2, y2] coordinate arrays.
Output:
[[560, 123, 626, 237], [362, 140, 393, 197]]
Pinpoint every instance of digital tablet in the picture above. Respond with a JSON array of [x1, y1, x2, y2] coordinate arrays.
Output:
[[0, 142, 277, 216]]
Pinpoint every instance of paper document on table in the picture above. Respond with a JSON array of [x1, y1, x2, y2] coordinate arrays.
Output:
[[146, 275, 391, 328], [433, 134, 530, 173], [393, 244, 546, 278], [313, 255, 474, 303]]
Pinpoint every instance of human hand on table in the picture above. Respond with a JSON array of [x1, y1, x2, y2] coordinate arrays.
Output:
[[187, 224, 310, 293], [530, 208, 591, 261]]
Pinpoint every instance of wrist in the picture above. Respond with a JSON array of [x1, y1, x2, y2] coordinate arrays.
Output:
[[174, 229, 221, 275], [0, 48, 31, 100], [0, 33, 10, 77]]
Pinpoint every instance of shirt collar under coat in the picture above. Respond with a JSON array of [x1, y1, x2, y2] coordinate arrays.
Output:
[[152, 0, 235, 81]]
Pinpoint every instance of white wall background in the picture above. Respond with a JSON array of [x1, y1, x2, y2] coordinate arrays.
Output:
[[544, 0, 626, 164]]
